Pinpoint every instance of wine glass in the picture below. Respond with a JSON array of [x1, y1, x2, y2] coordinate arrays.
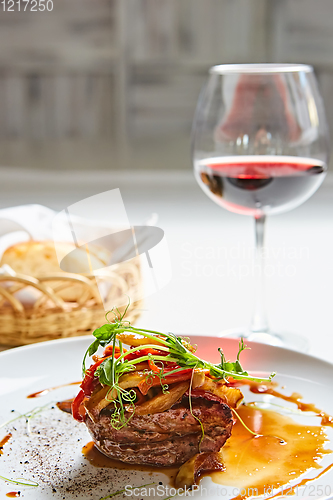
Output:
[[192, 63, 329, 351]]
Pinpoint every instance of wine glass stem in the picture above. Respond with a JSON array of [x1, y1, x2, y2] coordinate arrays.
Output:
[[250, 215, 269, 334]]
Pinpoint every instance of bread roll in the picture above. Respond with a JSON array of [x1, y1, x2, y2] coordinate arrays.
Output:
[[0, 241, 111, 302]]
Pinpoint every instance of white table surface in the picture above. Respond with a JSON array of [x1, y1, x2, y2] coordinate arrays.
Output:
[[1, 167, 333, 362]]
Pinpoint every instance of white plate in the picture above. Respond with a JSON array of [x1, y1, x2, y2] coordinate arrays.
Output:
[[1, 336, 333, 500]]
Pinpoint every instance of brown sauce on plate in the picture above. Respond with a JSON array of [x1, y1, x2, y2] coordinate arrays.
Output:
[[56, 398, 74, 414], [82, 441, 178, 484], [6, 492, 20, 498], [0, 433, 11, 455], [210, 404, 332, 499], [27, 381, 80, 399], [243, 380, 333, 427]]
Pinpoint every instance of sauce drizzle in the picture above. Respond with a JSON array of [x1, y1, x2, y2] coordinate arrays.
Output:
[[27, 381, 81, 399], [6, 492, 20, 498], [0, 434, 12, 455], [56, 398, 74, 414], [245, 381, 333, 427]]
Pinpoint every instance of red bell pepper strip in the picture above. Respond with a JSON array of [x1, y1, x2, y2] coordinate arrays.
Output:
[[72, 390, 86, 422], [123, 347, 165, 362], [148, 358, 161, 373], [80, 358, 106, 396], [75, 346, 128, 421], [81, 346, 123, 396], [138, 368, 193, 395], [103, 345, 123, 358]]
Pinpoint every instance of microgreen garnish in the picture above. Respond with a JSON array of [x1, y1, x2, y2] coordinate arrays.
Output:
[[0, 402, 54, 435], [82, 302, 275, 429], [188, 366, 205, 449], [107, 386, 136, 430], [0, 475, 38, 487], [231, 407, 285, 443], [145, 360, 170, 394], [0, 404, 54, 491]]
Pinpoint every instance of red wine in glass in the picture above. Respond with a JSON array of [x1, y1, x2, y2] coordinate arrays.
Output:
[[195, 156, 326, 216]]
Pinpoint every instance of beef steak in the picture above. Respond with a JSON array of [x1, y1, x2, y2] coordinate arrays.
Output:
[[85, 396, 233, 466]]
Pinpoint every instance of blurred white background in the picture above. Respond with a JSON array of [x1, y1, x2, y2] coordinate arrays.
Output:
[[0, 0, 332, 171]]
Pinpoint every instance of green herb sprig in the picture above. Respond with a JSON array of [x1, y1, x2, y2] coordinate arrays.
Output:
[[83, 305, 275, 383], [0, 475, 39, 487], [0, 404, 54, 491], [99, 482, 156, 500], [0, 402, 54, 435]]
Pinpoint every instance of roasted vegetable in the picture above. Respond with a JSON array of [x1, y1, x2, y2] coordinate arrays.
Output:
[[133, 381, 190, 416], [84, 371, 148, 421], [192, 376, 244, 408], [73, 305, 275, 428], [175, 452, 225, 489]]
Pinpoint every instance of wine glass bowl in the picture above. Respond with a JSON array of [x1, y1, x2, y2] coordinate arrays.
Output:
[[192, 64, 330, 350], [196, 155, 326, 217]]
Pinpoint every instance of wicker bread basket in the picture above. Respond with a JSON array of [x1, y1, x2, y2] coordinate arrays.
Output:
[[0, 259, 142, 348]]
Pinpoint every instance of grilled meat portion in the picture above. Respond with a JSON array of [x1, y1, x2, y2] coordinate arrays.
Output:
[[85, 396, 233, 466]]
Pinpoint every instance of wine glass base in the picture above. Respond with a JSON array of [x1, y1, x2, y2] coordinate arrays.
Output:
[[218, 327, 309, 353]]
